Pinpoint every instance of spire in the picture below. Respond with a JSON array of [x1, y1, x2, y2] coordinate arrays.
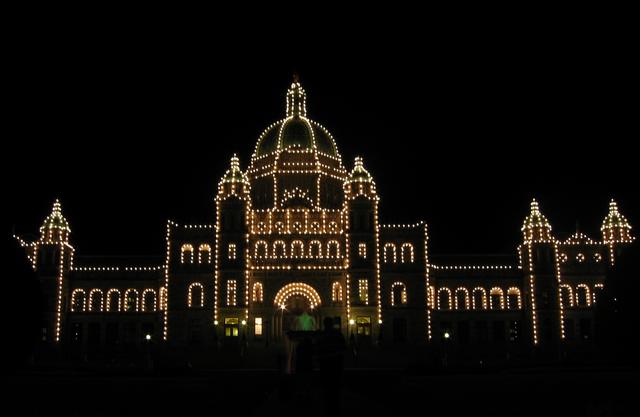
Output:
[[222, 154, 246, 184], [522, 198, 552, 243], [349, 156, 372, 182], [286, 75, 307, 118], [40, 199, 71, 243], [601, 199, 634, 243]]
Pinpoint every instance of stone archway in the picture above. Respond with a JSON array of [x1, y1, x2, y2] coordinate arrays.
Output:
[[273, 282, 322, 338]]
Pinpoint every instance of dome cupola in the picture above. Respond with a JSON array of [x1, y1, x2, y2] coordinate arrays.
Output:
[[247, 77, 347, 210]]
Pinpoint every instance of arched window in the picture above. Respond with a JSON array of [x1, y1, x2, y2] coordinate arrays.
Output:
[[181, 244, 194, 264], [400, 243, 414, 263], [124, 289, 139, 312], [489, 287, 505, 310], [159, 287, 167, 310], [88, 289, 103, 312], [507, 287, 522, 309], [273, 241, 286, 258], [106, 289, 121, 312], [327, 241, 340, 259], [71, 289, 86, 312], [593, 283, 604, 304], [428, 286, 436, 308], [454, 287, 470, 310], [255, 241, 268, 259], [309, 240, 322, 258], [198, 244, 212, 264], [142, 289, 157, 312], [438, 288, 452, 310], [472, 287, 487, 310], [188, 282, 204, 308], [391, 282, 407, 306], [332, 282, 343, 302], [226, 280, 237, 306], [560, 284, 574, 307], [252, 282, 264, 303], [291, 240, 304, 258], [576, 284, 591, 307], [383, 243, 396, 263]]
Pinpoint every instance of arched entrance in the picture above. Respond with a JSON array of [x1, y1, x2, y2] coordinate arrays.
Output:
[[273, 282, 322, 339]]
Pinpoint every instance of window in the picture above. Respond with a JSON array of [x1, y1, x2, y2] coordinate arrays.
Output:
[[159, 287, 167, 310], [142, 289, 156, 312], [252, 282, 263, 303], [273, 241, 286, 258], [198, 244, 212, 264], [576, 284, 591, 307], [254, 317, 263, 337], [438, 288, 452, 310], [181, 244, 194, 264], [327, 241, 340, 258], [71, 289, 86, 312], [472, 288, 487, 310], [383, 243, 396, 263], [227, 280, 237, 306], [489, 287, 504, 310], [228, 243, 237, 260], [188, 282, 204, 308], [356, 317, 371, 336], [400, 243, 414, 263], [254, 241, 268, 259], [124, 289, 139, 312], [593, 284, 604, 304], [391, 282, 407, 306], [507, 287, 522, 309], [332, 282, 343, 302], [106, 289, 121, 312], [291, 240, 304, 258], [89, 289, 103, 312], [358, 242, 367, 259], [454, 288, 469, 310], [358, 279, 369, 305], [560, 285, 574, 307], [309, 240, 322, 258], [224, 318, 239, 337]]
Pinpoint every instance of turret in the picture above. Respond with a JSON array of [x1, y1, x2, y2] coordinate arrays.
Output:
[[520, 199, 562, 350], [522, 199, 553, 243], [40, 199, 71, 244], [601, 199, 634, 263]]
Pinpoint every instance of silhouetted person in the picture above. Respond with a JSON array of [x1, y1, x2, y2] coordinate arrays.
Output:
[[317, 317, 346, 416]]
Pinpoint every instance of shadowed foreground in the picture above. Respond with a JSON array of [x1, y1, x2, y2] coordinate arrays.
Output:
[[4, 367, 634, 417]]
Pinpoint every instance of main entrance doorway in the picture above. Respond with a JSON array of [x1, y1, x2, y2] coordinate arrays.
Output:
[[272, 282, 322, 340]]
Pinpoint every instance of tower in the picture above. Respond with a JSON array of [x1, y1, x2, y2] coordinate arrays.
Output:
[[345, 157, 381, 340], [214, 155, 251, 339], [520, 199, 563, 351], [37, 200, 74, 344]]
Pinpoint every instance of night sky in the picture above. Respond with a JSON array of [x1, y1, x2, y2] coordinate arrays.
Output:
[[5, 19, 637, 260]]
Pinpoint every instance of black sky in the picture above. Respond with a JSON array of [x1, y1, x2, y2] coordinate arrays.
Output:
[[5, 14, 637, 259]]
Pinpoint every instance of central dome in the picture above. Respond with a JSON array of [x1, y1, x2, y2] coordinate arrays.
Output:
[[253, 80, 339, 157]]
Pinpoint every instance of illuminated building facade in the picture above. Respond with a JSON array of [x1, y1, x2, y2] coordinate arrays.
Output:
[[15, 80, 634, 357]]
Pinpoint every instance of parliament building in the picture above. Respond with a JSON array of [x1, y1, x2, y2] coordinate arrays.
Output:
[[15, 79, 635, 361]]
